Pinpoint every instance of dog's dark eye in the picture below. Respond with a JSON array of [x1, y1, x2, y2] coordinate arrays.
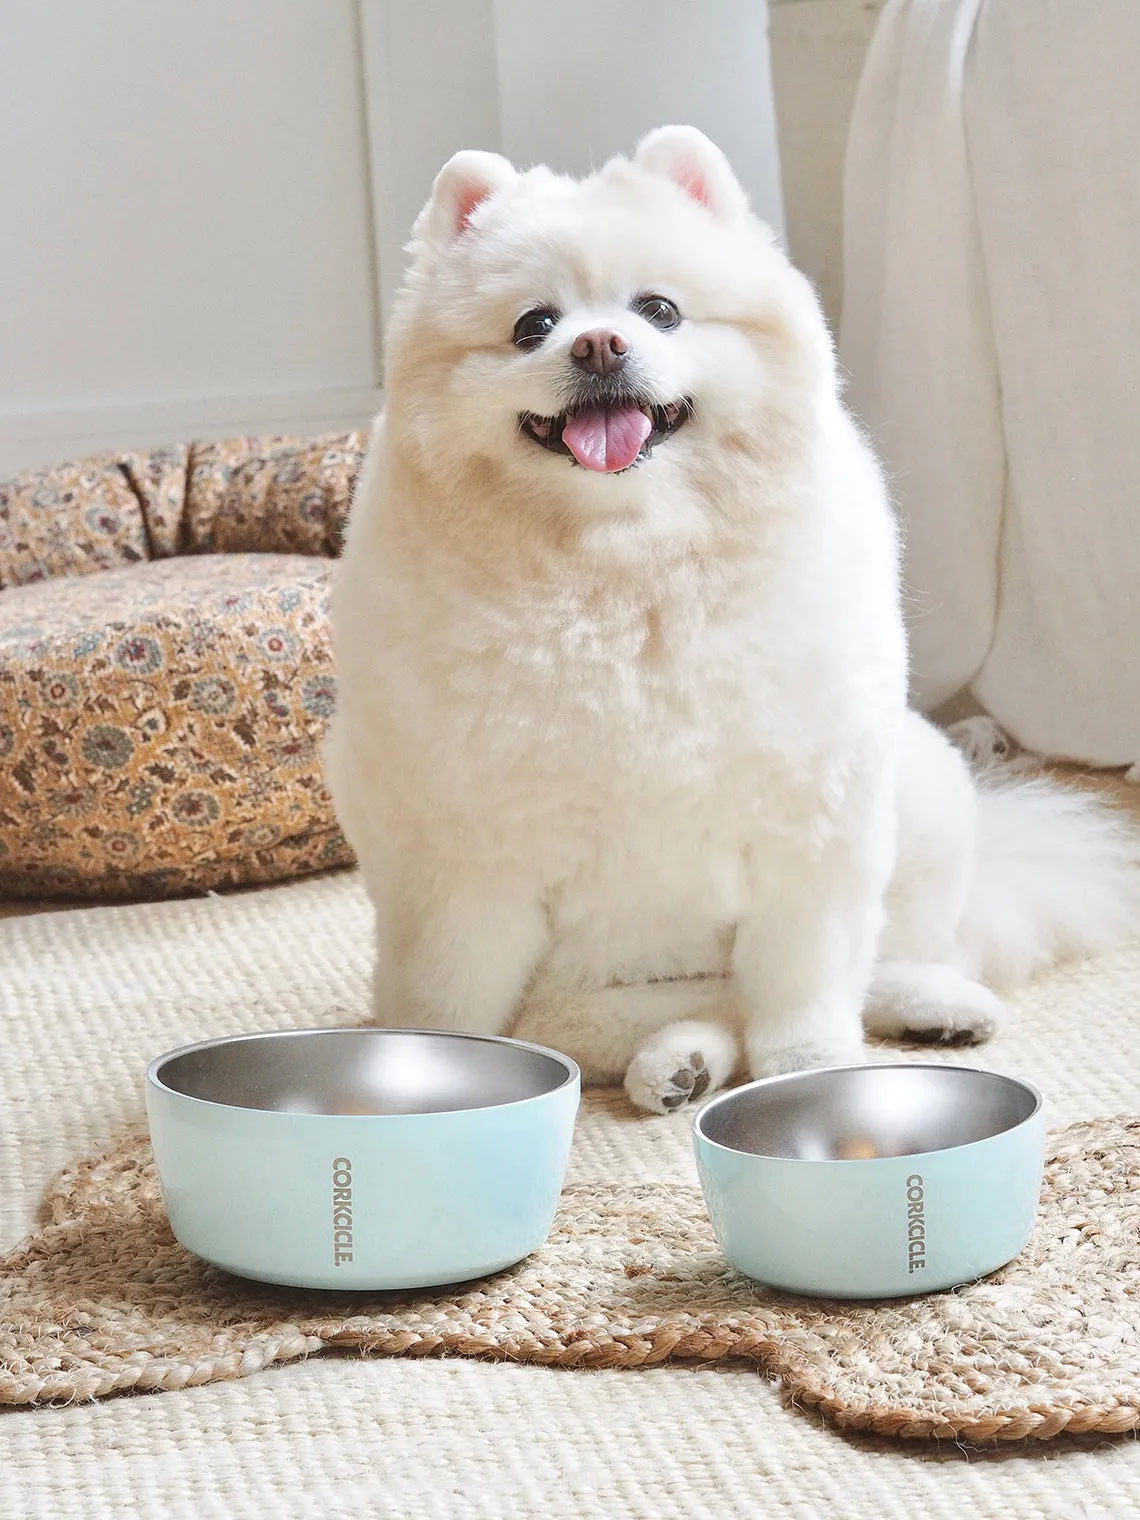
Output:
[[633, 294, 682, 331], [513, 307, 560, 350]]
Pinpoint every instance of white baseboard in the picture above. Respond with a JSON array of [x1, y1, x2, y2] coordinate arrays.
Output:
[[0, 387, 384, 478]]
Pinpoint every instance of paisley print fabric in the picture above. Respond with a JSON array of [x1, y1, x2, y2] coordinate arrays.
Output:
[[0, 432, 367, 899]]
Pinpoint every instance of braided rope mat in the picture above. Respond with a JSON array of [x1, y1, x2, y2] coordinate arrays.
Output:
[[2, 1118, 1139, 1441]]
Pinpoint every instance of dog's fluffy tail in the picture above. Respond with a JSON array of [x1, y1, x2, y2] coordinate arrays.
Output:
[[958, 770, 1140, 988]]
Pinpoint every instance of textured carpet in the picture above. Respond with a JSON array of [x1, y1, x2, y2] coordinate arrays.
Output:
[[3, 871, 1140, 1517], [3, 1119, 1139, 1443]]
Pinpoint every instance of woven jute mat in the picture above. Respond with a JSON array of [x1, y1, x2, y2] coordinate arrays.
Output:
[[2, 1118, 1139, 1441]]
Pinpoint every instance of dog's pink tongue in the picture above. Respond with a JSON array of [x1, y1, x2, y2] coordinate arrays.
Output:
[[562, 406, 652, 472]]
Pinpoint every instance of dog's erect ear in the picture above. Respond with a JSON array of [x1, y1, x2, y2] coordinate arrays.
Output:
[[415, 150, 518, 245], [633, 126, 749, 221]]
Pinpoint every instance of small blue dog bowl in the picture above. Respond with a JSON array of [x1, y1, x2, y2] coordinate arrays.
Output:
[[693, 1063, 1044, 1298]]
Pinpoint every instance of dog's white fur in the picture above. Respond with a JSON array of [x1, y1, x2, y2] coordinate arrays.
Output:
[[327, 127, 1140, 1113]]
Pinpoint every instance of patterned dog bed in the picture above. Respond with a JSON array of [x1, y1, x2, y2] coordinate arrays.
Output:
[[0, 432, 365, 899]]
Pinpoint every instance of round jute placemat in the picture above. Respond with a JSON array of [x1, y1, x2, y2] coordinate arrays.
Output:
[[2, 1118, 1138, 1441]]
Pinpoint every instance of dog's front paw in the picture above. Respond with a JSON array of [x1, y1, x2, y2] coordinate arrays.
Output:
[[865, 964, 1005, 1046], [625, 1048, 712, 1114], [623, 1019, 739, 1115]]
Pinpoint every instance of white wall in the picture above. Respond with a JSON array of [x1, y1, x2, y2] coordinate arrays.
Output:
[[0, 0, 383, 474], [1, 0, 783, 476]]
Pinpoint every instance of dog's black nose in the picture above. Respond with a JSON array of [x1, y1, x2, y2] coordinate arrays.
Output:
[[571, 327, 629, 377]]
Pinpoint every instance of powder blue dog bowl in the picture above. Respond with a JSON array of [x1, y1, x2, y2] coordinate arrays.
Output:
[[145, 1028, 580, 1290], [693, 1063, 1045, 1299]]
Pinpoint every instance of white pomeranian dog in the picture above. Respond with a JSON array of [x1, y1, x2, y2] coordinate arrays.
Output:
[[327, 126, 1139, 1113]]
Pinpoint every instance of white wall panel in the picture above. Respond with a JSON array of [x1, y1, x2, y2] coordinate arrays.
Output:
[[0, 0, 381, 472]]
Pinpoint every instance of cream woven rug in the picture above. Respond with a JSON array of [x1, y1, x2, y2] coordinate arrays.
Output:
[[3, 872, 1140, 1518], [3, 1114, 1140, 1444]]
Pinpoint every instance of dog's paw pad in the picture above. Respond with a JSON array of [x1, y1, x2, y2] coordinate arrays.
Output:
[[901, 1024, 987, 1047], [659, 1051, 709, 1110], [690, 1061, 712, 1101], [629, 1050, 710, 1114]]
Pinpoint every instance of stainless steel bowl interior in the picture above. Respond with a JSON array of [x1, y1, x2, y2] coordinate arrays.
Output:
[[695, 1064, 1040, 1161], [151, 1029, 576, 1116]]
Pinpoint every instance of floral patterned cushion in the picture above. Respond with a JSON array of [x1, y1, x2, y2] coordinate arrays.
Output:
[[0, 431, 367, 899], [0, 456, 150, 587]]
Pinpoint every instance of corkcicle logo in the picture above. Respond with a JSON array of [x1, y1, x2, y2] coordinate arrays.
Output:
[[333, 1157, 353, 1266], [906, 1174, 926, 1274]]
